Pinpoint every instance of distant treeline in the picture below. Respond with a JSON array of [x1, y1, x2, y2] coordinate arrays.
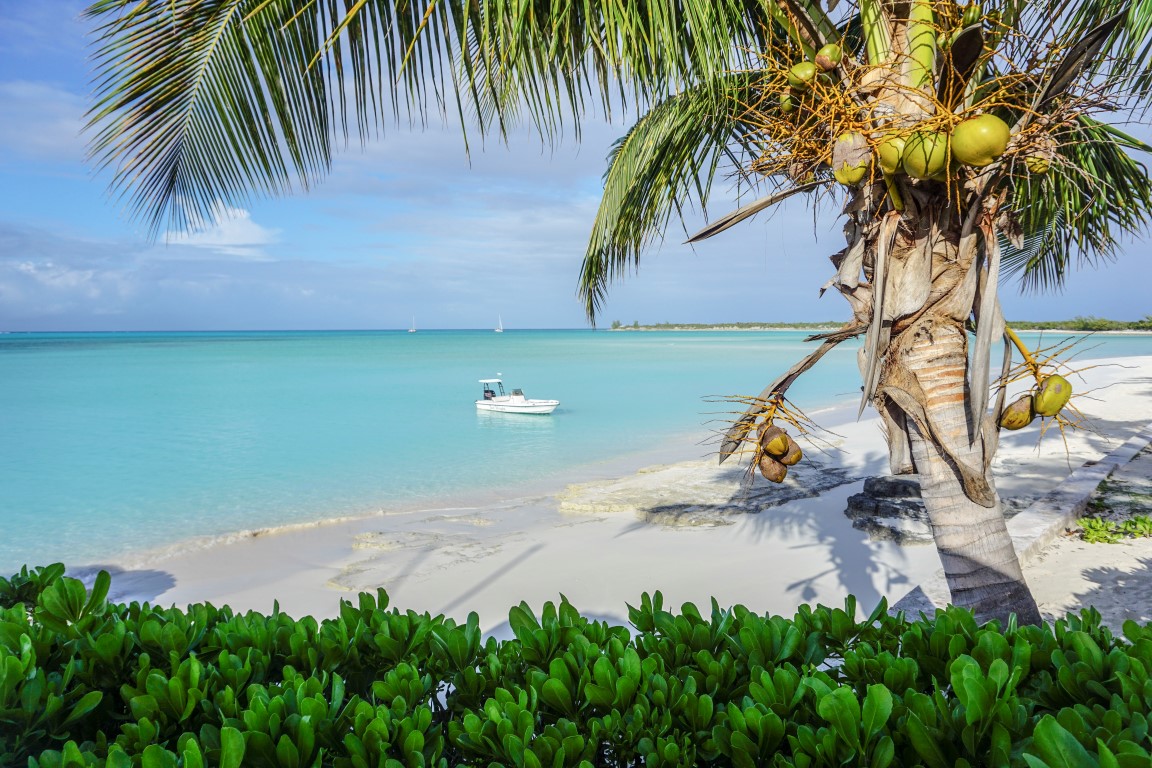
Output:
[[611, 316, 1152, 331], [609, 320, 842, 330], [1007, 316, 1152, 331]]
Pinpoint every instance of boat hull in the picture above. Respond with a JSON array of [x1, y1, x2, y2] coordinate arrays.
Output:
[[476, 399, 559, 415]]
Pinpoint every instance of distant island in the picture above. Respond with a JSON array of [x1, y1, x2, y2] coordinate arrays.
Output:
[[608, 321, 842, 331], [1006, 317, 1152, 331], [609, 316, 1152, 332]]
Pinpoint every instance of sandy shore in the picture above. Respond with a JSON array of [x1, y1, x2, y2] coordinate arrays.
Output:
[[88, 354, 1152, 635]]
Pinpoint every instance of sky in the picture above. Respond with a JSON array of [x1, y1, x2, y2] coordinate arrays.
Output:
[[0, 3, 1148, 332]]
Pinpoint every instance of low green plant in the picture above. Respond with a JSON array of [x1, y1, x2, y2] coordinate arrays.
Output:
[[4, 564, 1152, 767], [1121, 516, 1152, 539], [1077, 517, 1124, 543], [1077, 514, 1152, 543]]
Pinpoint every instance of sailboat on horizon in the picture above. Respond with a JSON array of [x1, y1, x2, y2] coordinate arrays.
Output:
[[408, 317, 416, 333], [494, 315, 504, 333]]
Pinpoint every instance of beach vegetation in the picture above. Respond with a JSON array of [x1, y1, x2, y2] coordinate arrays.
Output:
[[1076, 514, 1152, 543], [1077, 516, 1126, 543], [615, 318, 1152, 331], [610, 321, 845, 331], [82, 0, 1152, 626], [6, 566, 1152, 766], [1010, 317, 1152, 332]]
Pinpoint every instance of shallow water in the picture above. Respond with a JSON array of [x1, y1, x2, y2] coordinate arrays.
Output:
[[2, 328, 1149, 572]]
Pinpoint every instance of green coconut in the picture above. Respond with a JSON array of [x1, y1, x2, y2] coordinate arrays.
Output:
[[962, 2, 983, 26], [876, 135, 906, 174], [834, 164, 868, 185], [814, 43, 843, 71], [902, 130, 950, 180], [999, 394, 1035, 430], [779, 93, 795, 114], [1034, 374, 1072, 417], [1025, 154, 1050, 174], [951, 114, 1011, 167], [787, 61, 818, 90]]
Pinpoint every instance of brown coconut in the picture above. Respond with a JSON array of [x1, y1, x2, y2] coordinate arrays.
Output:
[[758, 453, 788, 483]]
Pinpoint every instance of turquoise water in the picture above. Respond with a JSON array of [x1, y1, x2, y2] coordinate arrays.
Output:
[[3, 329, 1150, 572]]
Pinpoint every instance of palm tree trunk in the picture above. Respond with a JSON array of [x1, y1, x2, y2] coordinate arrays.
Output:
[[896, 319, 1042, 625]]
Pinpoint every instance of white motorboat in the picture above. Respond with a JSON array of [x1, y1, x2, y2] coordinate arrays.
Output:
[[476, 378, 559, 414]]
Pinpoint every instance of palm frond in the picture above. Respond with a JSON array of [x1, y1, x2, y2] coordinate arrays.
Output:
[[685, 180, 826, 243], [1061, 0, 1152, 98], [85, 0, 465, 235], [1034, 9, 1127, 109], [85, 0, 791, 235], [577, 74, 764, 323], [1003, 116, 1152, 290]]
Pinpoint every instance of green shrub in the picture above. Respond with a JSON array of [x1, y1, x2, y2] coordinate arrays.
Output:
[[3, 564, 1151, 767], [1077, 514, 1152, 543]]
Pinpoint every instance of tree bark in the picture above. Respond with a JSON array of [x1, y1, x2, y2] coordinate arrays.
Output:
[[896, 318, 1042, 626]]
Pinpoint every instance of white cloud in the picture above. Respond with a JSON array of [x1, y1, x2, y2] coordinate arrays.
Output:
[[166, 206, 279, 260], [0, 240, 139, 324]]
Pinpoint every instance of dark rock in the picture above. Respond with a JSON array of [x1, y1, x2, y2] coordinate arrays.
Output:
[[846, 474, 932, 545], [850, 516, 935, 545], [846, 475, 927, 522], [862, 475, 921, 498], [844, 494, 928, 522], [846, 474, 1034, 545]]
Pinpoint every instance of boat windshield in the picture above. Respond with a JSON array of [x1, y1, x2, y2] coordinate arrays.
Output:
[[511, 388, 524, 397], [480, 380, 505, 399]]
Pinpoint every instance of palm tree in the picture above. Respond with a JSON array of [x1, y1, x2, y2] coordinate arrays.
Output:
[[85, 0, 1152, 624]]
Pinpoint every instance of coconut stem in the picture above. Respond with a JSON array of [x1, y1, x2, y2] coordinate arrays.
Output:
[[1004, 326, 1041, 381], [906, 0, 938, 91], [763, 397, 781, 425], [883, 173, 905, 211], [766, 4, 816, 61], [860, 0, 892, 66]]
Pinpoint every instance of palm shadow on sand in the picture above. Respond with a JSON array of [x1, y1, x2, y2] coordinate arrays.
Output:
[[1057, 554, 1152, 627], [70, 564, 176, 604]]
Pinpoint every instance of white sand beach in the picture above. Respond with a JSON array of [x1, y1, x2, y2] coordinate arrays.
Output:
[[95, 354, 1152, 634]]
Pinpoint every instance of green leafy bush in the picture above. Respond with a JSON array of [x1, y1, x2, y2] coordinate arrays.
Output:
[[3, 564, 1151, 767], [1077, 514, 1152, 543], [1078, 517, 1125, 544]]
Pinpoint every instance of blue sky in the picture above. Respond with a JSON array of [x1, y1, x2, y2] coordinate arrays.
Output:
[[0, 3, 1148, 331]]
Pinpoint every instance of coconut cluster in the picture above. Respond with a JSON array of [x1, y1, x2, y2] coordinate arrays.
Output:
[[756, 422, 803, 483], [740, 0, 1081, 208], [779, 43, 842, 124], [786, 43, 843, 92], [763, 7, 1062, 191], [828, 112, 1014, 189], [998, 374, 1073, 430]]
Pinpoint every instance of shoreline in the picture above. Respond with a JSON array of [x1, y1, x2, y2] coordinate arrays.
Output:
[[70, 396, 864, 578], [73, 422, 721, 574], [71, 355, 1152, 634]]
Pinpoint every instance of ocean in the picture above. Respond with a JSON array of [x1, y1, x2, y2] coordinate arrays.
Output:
[[3, 329, 1150, 574]]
